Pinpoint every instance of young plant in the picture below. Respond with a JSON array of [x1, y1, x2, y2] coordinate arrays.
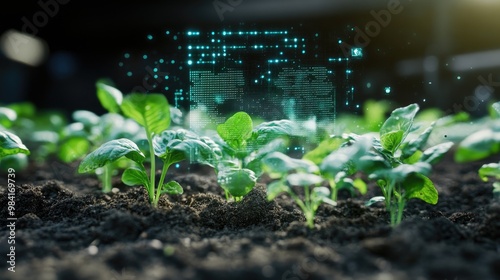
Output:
[[213, 111, 297, 201], [262, 151, 335, 229], [79, 93, 215, 206], [304, 135, 370, 200], [359, 104, 453, 226], [455, 101, 500, 162], [0, 131, 30, 161], [479, 162, 500, 199]]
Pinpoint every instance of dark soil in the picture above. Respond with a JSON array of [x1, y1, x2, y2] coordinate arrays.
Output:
[[1, 153, 500, 280]]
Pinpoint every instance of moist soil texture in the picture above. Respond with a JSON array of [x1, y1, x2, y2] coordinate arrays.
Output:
[[1, 152, 499, 280]]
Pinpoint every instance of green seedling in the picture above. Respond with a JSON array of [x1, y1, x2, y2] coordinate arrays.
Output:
[[213, 111, 297, 201], [6, 102, 66, 163], [479, 162, 500, 199], [0, 131, 30, 162], [79, 93, 215, 206], [357, 103, 453, 226], [455, 101, 500, 162], [304, 135, 370, 200], [263, 151, 335, 229]]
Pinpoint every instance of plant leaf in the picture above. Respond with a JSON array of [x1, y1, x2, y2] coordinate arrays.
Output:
[[162, 181, 183, 195], [478, 163, 500, 181], [267, 180, 289, 201], [380, 130, 404, 153], [78, 138, 145, 173], [455, 129, 500, 162], [420, 142, 454, 164], [121, 93, 170, 135], [403, 173, 438, 204], [0, 131, 30, 158], [401, 122, 435, 159], [216, 112, 253, 149], [217, 168, 256, 198], [370, 162, 431, 183], [320, 135, 373, 176], [245, 138, 287, 176], [249, 119, 297, 147], [365, 196, 385, 206], [122, 166, 149, 188], [0, 107, 17, 128], [303, 137, 345, 165], [72, 110, 100, 127], [312, 186, 336, 207], [96, 81, 123, 113], [380, 104, 419, 152], [153, 129, 217, 166], [263, 151, 319, 178], [287, 173, 323, 186], [58, 136, 90, 163]]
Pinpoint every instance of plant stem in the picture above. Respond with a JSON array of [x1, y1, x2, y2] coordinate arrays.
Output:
[[329, 179, 337, 201], [146, 128, 156, 203], [153, 161, 170, 207], [289, 188, 314, 229], [102, 164, 112, 193]]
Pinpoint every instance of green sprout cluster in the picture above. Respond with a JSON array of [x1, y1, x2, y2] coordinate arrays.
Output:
[[5, 80, 500, 229]]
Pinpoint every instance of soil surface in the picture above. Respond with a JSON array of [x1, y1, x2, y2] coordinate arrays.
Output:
[[1, 153, 499, 280]]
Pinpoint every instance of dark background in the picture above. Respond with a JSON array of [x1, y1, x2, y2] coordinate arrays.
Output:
[[1, 0, 499, 116]]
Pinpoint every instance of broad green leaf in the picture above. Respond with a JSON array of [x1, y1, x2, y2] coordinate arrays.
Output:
[[365, 196, 385, 206], [312, 187, 336, 207], [162, 181, 183, 195], [216, 112, 253, 149], [267, 180, 289, 200], [72, 110, 100, 127], [287, 173, 323, 186], [58, 136, 90, 163], [217, 168, 256, 198], [245, 138, 287, 176], [121, 93, 170, 135], [380, 130, 404, 153], [0, 131, 30, 158], [401, 122, 435, 159], [402, 150, 423, 164], [479, 163, 500, 181], [263, 152, 319, 179], [122, 166, 149, 187], [153, 129, 216, 166], [403, 173, 438, 204], [0, 107, 17, 128], [380, 104, 419, 152], [420, 142, 453, 164], [78, 138, 145, 173], [455, 129, 500, 162], [337, 178, 368, 194], [320, 135, 373, 176], [303, 137, 345, 165], [370, 162, 431, 182], [96, 81, 123, 113], [249, 119, 296, 147]]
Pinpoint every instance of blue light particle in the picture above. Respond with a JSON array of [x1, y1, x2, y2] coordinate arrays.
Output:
[[384, 87, 391, 95], [351, 48, 363, 57], [147, 34, 153, 40], [124, 53, 130, 59]]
